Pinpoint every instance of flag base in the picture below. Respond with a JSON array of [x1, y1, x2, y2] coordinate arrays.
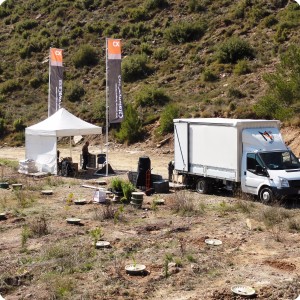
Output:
[[94, 163, 115, 176]]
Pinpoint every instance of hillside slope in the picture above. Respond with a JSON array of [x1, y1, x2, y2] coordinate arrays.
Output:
[[0, 0, 300, 145]]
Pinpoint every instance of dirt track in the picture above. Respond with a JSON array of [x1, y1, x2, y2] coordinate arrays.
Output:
[[0, 145, 173, 179]]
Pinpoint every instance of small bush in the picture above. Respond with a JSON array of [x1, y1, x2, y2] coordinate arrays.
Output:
[[140, 43, 152, 55], [172, 190, 205, 217], [233, 59, 251, 75], [28, 215, 49, 237], [227, 88, 245, 99], [157, 104, 180, 135], [121, 181, 135, 202], [145, 0, 168, 10], [153, 47, 169, 61], [165, 21, 207, 44], [73, 44, 98, 68], [110, 177, 124, 191], [60, 36, 69, 47], [217, 37, 254, 64], [0, 79, 21, 94], [116, 103, 144, 144], [121, 23, 149, 38], [65, 82, 85, 102], [127, 7, 148, 21], [15, 19, 38, 33], [202, 69, 218, 82], [135, 86, 170, 107], [188, 0, 205, 12], [29, 77, 42, 89], [13, 118, 26, 132], [0, 118, 6, 135], [263, 15, 278, 28], [122, 54, 151, 82]]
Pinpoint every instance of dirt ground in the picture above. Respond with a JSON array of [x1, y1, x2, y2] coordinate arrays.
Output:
[[0, 136, 300, 300]]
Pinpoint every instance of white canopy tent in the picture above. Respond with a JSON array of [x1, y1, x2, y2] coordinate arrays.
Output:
[[25, 108, 102, 174]]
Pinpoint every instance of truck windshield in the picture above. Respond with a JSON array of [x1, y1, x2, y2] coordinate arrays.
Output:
[[259, 151, 300, 170]]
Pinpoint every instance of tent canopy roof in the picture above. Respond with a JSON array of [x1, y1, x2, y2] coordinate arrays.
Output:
[[25, 108, 102, 136]]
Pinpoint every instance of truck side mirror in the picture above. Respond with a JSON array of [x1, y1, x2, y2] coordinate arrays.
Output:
[[255, 165, 268, 176]]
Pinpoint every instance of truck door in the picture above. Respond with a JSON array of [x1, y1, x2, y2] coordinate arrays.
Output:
[[241, 152, 268, 195], [174, 122, 188, 171]]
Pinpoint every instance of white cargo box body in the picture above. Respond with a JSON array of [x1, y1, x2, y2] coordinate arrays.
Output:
[[174, 118, 280, 182]]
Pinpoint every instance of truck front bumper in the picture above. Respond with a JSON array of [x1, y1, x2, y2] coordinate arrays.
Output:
[[272, 187, 300, 199]]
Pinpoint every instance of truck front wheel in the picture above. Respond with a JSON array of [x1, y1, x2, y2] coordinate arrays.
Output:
[[259, 187, 273, 203], [196, 178, 209, 194]]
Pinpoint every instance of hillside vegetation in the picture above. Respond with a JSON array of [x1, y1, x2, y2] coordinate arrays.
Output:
[[0, 0, 300, 145]]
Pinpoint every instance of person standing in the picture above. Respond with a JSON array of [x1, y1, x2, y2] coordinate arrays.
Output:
[[82, 141, 90, 170]]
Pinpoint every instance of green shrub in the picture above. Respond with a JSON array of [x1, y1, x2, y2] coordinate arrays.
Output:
[[188, 0, 205, 12], [140, 43, 152, 55], [145, 0, 168, 10], [165, 21, 207, 44], [39, 28, 50, 37], [270, 0, 288, 8], [254, 96, 293, 120], [0, 118, 6, 135], [0, 6, 9, 18], [15, 19, 38, 33], [0, 95, 6, 103], [263, 15, 278, 28], [153, 47, 169, 61], [73, 44, 98, 68], [13, 118, 26, 132], [103, 23, 120, 36], [233, 59, 251, 75], [110, 177, 123, 191], [217, 37, 254, 64], [228, 88, 245, 99], [202, 69, 218, 82], [65, 82, 85, 102], [135, 86, 170, 107], [0, 79, 21, 94], [29, 77, 42, 89], [121, 23, 149, 38], [157, 104, 180, 135], [60, 36, 69, 47], [82, 0, 96, 9], [275, 22, 293, 43], [127, 7, 148, 21], [255, 44, 300, 121], [116, 103, 143, 144], [70, 27, 83, 39], [122, 54, 151, 82], [121, 181, 135, 201]]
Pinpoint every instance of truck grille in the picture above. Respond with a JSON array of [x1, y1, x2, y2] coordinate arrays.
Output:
[[288, 180, 300, 188]]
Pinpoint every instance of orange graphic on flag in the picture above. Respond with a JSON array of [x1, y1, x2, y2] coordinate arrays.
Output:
[[50, 48, 63, 64], [107, 39, 121, 55]]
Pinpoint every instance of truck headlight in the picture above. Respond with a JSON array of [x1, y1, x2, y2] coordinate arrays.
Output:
[[279, 177, 289, 188]]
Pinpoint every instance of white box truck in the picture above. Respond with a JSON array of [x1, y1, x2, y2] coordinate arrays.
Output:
[[173, 118, 300, 202]]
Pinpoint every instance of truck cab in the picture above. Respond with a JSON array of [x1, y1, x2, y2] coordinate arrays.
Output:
[[241, 128, 300, 202]]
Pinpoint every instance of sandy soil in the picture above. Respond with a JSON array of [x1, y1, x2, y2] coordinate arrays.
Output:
[[0, 145, 173, 179]]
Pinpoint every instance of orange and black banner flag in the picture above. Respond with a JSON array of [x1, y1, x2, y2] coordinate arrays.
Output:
[[107, 38, 124, 123], [48, 48, 63, 117]]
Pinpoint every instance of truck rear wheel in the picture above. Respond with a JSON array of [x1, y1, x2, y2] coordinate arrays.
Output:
[[259, 187, 273, 203], [196, 178, 209, 194]]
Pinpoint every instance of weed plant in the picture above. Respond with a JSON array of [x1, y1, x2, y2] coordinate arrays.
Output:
[[28, 215, 49, 237], [90, 227, 104, 246], [172, 190, 205, 216]]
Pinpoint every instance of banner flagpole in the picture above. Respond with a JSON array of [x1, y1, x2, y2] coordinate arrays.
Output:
[[48, 48, 51, 117], [105, 38, 124, 176], [105, 38, 109, 177]]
